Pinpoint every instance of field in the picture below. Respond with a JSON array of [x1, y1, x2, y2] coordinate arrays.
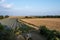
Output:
[[21, 18, 60, 31]]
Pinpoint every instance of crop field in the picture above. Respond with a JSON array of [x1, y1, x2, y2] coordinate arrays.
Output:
[[21, 18, 60, 31]]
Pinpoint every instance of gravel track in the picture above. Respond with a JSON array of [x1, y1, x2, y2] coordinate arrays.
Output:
[[0, 18, 22, 29]]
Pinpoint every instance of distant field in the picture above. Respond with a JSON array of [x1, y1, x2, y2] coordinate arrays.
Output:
[[21, 18, 60, 31]]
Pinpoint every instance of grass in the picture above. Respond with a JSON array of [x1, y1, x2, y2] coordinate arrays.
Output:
[[18, 20, 35, 33]]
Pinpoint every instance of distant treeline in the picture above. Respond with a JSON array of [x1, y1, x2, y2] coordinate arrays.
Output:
[[0, 15, 9, 19], [25, 15, 60, 18]]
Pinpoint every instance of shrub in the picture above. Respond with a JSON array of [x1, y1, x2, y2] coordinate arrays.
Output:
[[0, 23, 4, 31], [0, 15, 4, 19], [0, 23, 14, 40], [5, 15, 9, 18], [55, 31, 60, 38], [39, 25, 49, 36], [0, 23, 10, 40], [39, 25, 60, 40]]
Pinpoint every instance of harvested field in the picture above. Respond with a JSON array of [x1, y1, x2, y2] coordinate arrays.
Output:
[[21, 18, 60, 31]]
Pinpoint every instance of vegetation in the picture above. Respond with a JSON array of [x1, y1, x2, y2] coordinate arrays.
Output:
[[33, 15, 60, 18], [0, 15, 9, 19], [0, 23, 11, 40], [24, 15, 60, 18], [25, 16, 32, 18], [5, 15, 9, 18], [0, 23, 21, 40], [19, 23, 35, 33], [0, 17, 60, 40], [39, 25, 60, 40], [0, 15, 4, 19], [0, 21, 34, 40]]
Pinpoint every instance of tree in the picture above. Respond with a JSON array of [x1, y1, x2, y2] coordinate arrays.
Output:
[[5, 15, 9, 18], [0, 15, 4, 19], [39, 25, 48, 35]]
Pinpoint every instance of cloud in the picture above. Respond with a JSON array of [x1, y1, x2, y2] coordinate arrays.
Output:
[[0, 0, 14, 15], [0, 0, 13, 9], [0, 0, 5, 3], [1, 4, 13, 8]]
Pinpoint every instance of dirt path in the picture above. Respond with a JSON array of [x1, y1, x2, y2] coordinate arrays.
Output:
[[29, 31, 46, 40]]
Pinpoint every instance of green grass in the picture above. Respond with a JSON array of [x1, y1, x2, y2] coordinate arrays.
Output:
[[19, 23, 35, 33]]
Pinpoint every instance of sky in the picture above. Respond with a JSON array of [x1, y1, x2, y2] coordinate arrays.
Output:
[[0, 0, 60, 16]]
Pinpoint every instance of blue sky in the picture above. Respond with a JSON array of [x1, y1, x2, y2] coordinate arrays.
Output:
[[0, 0, 60, 16]]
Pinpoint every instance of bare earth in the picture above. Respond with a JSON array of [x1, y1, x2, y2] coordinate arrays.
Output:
[[21, 18, 60, 31]]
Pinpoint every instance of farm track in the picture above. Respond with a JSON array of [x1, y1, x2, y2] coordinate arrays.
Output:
[[0, 18, 22, 29]]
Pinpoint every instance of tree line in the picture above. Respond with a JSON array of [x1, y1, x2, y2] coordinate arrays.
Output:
[[25, 15, 60, 18], [0, 15, 9, 19]]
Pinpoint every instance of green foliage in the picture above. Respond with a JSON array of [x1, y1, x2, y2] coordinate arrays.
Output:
[[54, 31, 60, 38], [0, 15, 4, 19], [0, 15, 9, 19], [0, 23, 15, 40], [19, 25, 32, 33], [39, 25, 49, 36], [0, 24, 10, 40], [0, 20, 34, 40], [24, 15, 60, 18], [0, 23, 4, 31], [5, 15, 9, 18], [39, 25, 60, 40]]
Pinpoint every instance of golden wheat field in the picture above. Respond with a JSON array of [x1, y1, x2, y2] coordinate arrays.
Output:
[[21, 18, 60, 31]]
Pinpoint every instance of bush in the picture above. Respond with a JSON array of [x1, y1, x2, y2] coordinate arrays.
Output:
[[39, 25, 49, 36], [0, 15, 4, 19], [0, 23, 14, 40], [5, 15, 9, 18], [39, 25, 60, 40], [0, 23, 4, 31], [55, 31, 60, 38]]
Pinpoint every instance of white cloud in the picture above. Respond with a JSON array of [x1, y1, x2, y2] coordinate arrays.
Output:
[[1, 4, 13, 8], [0, 0, 5, 3], [0, 0, 13, 9]]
